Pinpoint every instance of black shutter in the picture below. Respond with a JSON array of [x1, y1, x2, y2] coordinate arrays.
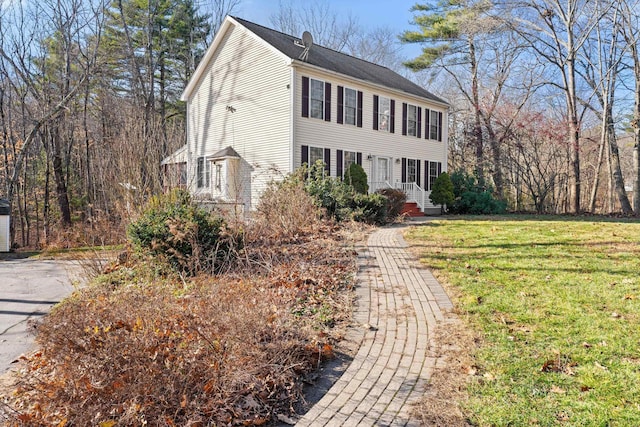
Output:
[[417, 107, 422, 139], [324, 82, 331, 122], [390, 100, 395, 133], [417, 159, 421, 186], [337, 150, 343, 178], [373, 95, 379, 130], [337, 86, 344, 124], [357, 91, 363, 127], [357, 152, 362, 165], [402, 103, 407, 136], [425, 108, 430, 139], [425, 161, 430, 190], [438, 162, 442, 175], [301, 145, 308, 166], [401, 158, 407, 182], [438, 112, 443, 141], [302, 77, 309, 118], [324, 148, 331, 174]]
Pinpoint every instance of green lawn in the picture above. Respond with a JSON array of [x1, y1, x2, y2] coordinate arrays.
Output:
[[405, 217, 640, 426]]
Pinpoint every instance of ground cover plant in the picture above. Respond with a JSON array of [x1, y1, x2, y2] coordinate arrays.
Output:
[[405, 217, 640, 426], [0, 181, 359, 426]]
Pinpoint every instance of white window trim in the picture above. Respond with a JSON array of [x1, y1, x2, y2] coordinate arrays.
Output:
[[430, 110, 440, 140], [378, 96, 391, 132], [197, 156, 210, 189], [407, 104, 418, 137], [407, 158, 417, 183], [310, 78, 325, 120], [344, 87, 357, 126], [308, 145, 325, 165], [343, 150, 357, 177]]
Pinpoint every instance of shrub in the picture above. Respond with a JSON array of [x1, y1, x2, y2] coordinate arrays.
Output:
[[350, 192, 388, 225], [448, 170, 506, 214], [127, 189, 237, 275], [376, 188, 407, 220], [344, 162, 369, 194], [301, 160, 391, 224], [456, 191, 507, 214], [429, 172, 454, 213]]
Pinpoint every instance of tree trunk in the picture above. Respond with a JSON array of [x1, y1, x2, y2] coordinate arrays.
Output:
[[469, 37, 484, 182], [50, 124, 72, 227]]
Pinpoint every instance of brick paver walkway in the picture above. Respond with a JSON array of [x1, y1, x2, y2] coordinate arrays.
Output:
[[297, 224, 454, 426]]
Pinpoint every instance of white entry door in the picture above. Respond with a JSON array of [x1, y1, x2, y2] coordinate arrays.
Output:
[[376, 157, 391, 183]]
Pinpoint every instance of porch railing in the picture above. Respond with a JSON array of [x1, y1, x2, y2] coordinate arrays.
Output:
[[369, 181, 433, 212]]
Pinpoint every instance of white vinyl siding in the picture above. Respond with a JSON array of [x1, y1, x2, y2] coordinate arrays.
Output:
[[0, 215, 9, 252], [187, 23, 291, 208], [294, 69, 447, 189]]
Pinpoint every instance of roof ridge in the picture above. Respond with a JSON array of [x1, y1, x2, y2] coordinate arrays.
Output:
[[231, 15, 396, 73], [229, 15, 447, 105]]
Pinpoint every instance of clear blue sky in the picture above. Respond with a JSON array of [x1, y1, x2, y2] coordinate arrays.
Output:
[[238, 0, 421, 42]]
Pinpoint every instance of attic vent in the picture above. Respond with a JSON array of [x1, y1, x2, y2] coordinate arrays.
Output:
[[297, 31, 313, 62]]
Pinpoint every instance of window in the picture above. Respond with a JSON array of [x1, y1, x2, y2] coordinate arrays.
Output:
[[338, 86, 363, 127], [430, 110, 442, 141], [301, 145, 330, 174], [215, 163, 222, 190], [310, 79, 324, 119], [343, 151, 356, 176], [407, 104, 417, 136], [344, 88, 357, 125], [407, 158, 417, 183], [378, 96, 390, 131], [196, 156, 210, 188], [429, 161, 440, 191], [336, 150, 361, 178], [309, 146, 324, 164], [302, 76, 331, 121]]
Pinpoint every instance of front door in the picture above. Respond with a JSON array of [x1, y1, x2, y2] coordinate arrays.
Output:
[[376, 157, 391, 183]]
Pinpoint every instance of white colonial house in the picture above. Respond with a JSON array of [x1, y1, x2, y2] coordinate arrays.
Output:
[[165, 16, 449, 215]]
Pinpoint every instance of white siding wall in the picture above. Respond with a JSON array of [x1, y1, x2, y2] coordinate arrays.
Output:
[[0, 216, 9, 252], [186, 24, 292, 209], [292, 68, 448, 189]]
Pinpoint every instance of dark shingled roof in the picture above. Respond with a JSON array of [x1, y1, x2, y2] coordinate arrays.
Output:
[[208, 146, 241, 160], [232, 17, 447, 105]]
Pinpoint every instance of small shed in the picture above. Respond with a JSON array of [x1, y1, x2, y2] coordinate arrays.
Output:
[[0, 199, 9, 252]]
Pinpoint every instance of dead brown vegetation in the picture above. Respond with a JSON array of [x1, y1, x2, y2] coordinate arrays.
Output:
[[0, 186, 359, 426]]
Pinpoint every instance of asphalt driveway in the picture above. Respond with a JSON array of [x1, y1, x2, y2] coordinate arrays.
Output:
[[0, 259, 80, 374]]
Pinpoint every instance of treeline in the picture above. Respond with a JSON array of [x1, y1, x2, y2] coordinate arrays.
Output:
[[0, 0, 229, 248], [3, 0, 640, 249], [404, 0, 640, 215]]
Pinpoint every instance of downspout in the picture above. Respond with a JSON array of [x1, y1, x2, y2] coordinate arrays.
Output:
[[289, 64, 296, 173]]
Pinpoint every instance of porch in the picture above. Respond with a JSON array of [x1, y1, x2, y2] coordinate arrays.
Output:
[[369, 181, 442, 216]]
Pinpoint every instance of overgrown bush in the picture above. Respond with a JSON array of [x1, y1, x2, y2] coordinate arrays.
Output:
[[429, 172, 454, 213], [376, 188, 407, 221], [302, 161, 390, 224], [449, 170, 506, 214], [127, 189, 237, 275], [255, 176, 323, 239], [345, 162, 369, 194]]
